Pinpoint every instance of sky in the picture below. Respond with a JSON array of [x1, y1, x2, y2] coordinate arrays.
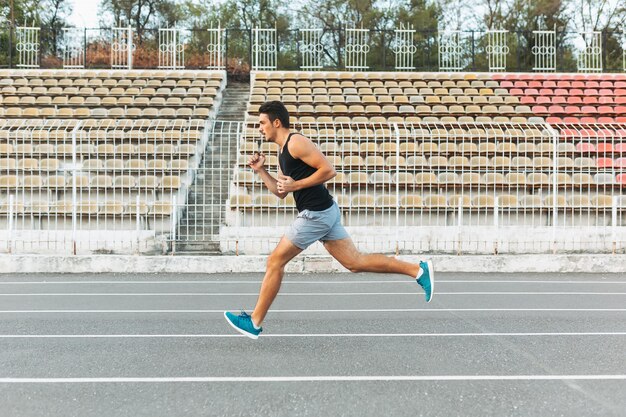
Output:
[[68, 0, 101, 29]]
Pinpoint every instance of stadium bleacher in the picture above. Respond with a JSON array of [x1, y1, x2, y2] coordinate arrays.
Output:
[[0, 69, 226, 231], [231, 71, 626, 221]]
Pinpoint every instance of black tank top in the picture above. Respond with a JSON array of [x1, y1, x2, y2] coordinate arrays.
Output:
[[278, 133, 334, 212]]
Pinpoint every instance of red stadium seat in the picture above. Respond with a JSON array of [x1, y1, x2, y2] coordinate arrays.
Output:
[[510, 88, 524, 95], [524, 88, 539, 96], [617, 174, 626, 184], [581, 106, 597, 114], [546, 116, 562, 123], [570, 88, 584, 95], [580, 117, 597, 123], [536, 96, 551, 104], [554, 88, 569, 96], [567, 96, 583, 104], [548, 105, 564, 113], [557, 81, 571, 88], [617, 117, 626, 123], [539, 88, 554, 96], [520, 96, 535, 104], [616, 97, 626, 104], [583, 96, 598, 104], [615, 158, 626, 168], [597, 117, 614, 123], [615, 106, 626, 114], [616, 143, 626, 153], [576, 142, 596, 152], [615, 89, 626, 96], [599, 88, 614, 96], [584, 89, 599, 96], [514, 81, 528, 88], [598, 97, 614, 104], [596, 157, 613, 168], [600, 81, 613, 88], [543, 81, 557, 88], [552, 96, 567, 104], [563, 117, 580, 123], [500, 81, 514, 88], [572, 81, 585, 88], [565, 106, 580, 114], [596, 143, 614, 153], [532, 105, 548, 114], [597, 106, 613, 114]]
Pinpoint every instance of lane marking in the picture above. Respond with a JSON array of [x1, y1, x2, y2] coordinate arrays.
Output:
[[1, 332, 625, 339], [0, 375, 625, 383], [0, 308, 625, 314], [0, 292, 625, 296], [0, 280, 625, 285]]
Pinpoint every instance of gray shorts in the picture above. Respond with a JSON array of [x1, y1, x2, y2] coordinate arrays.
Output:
[[285, 201, 349, 249]]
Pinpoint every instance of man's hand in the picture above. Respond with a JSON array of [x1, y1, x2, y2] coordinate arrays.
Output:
[[248, 152, 266, 172], [277, 173, 297, 193]]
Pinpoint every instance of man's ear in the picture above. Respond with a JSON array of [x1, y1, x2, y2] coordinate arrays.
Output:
[[273, 119, 281, 128]]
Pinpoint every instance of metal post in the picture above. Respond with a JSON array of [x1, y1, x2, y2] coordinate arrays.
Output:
[[127, 25, 132, 69], [7, 195, 14, 253]]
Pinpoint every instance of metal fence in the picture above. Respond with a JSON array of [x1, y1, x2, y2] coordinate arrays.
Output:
[[224, 120, 626, 254], [0, 118, 210, 254], [1, 25, 625, 72], [2, 119, 626, 255]]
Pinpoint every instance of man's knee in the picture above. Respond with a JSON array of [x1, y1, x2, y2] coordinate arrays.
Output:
[[267, 251, 288, 270], [343, 255, 363, 273]]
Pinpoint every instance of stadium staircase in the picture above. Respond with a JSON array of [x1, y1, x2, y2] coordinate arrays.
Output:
[[175, 82, 250, 254]]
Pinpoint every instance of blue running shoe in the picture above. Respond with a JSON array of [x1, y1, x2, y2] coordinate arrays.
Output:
[[224, 311, 262, 339], [416, 260, 434, 303]]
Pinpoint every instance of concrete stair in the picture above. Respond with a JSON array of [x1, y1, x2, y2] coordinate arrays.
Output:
[[173, 82, 250, 254]]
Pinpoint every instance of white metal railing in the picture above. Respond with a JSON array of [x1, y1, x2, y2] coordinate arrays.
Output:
[[159, 28, 185, 70], [300, 28, 324, 70], [532, 29, 556, 72], [16, 26, 40, 68], [62, 28, 85, 69], [486, 29, 509, 72], [394, 24, 416, 71], [206, 23, 225, 70], [0, 118, 208, 254], [225, 120, 626, 254], [345, 26, 370, 71], [252, 27, 277, 71], [438, 30, 463, 72], [111, 26, 134, 70], [577, 31, 602, 73]]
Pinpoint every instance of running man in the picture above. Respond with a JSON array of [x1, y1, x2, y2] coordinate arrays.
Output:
[[224, 101, 434, 339]]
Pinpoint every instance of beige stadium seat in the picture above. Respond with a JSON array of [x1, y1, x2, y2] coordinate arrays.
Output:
[[437, 172, 460, 186], [376, 194, 398, 208], [593, 195, 613, 208], [161, 175, 181, 189], [27, 201, 50, 214], [527, 173, 549, 187], [152, 201, 173, 215], [105, 159, 124, 170], [400, 195, 423, 208], [406, 156, 427, 168], [520, 195, 542, 208], [414, 172, 438, 186], [351, 194, 375, 209], [230, 193, 253, 208], [369, 172, 392, 186], [327, 172, 347, 186], [40, 158, 59, 172], [385, 156, 406, 168], [572, 173, 594, 186], [461, 172, 481, 185], [498, 195, 519, 208], [138, 175, 159, 188], [568, 194, 591, 208], [481, 172, 506, 186], [18, 158, 38, 170], [92, 175, 113, 188], [348, 172, 369, 186], [114, 175, 136, 188], [544, 194, 567, 208], [533, 157, 552, 169], [254, 194, 280, 207], [472, 195, 495, 208], [0, 175, 18, 188], [549, 173, 572, 187]]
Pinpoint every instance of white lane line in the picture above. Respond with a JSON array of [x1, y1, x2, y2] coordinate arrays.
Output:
[[0, 308, 625, 313], [1, 292, 626, 296], [0, 375, 625, 383], [1, 332, 625, 339], [0, 280, 625, 285]]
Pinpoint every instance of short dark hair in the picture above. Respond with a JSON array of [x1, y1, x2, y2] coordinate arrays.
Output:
[[259, 101, 290, 128]]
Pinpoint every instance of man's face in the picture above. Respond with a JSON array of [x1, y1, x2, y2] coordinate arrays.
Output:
[[258, 113, 279, 141]]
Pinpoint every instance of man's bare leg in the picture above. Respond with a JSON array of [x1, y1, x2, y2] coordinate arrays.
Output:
[[323, 237, 421, 278], [251, 236, 303, 326]]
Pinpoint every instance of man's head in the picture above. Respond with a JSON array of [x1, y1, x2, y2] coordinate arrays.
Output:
[[258, 101, 290, 141]]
